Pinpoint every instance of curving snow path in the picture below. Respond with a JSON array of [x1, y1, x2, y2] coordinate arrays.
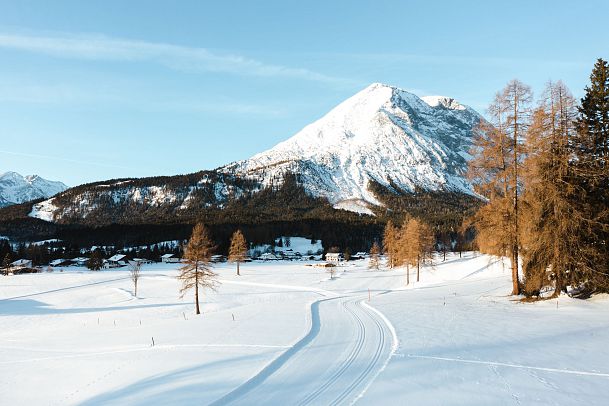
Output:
[[212, 294, 396, 405]]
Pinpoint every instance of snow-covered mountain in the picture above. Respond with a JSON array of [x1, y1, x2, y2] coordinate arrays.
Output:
[[25, 83, 483, 223], [221, 83, 482, 215], [0, 171, 67, 207]]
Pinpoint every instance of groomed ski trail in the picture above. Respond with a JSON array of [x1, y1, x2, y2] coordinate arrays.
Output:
[[211, 291, 396, 406]]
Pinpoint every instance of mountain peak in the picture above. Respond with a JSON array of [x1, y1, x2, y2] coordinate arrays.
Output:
[[421, 95, 467, 111], [0, 171, 67, 208], [222, 83, 483, 214], [1, 171, 22, 179]]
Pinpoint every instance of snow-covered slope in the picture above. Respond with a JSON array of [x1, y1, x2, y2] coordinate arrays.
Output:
[[221, 83, 482, 215], [0, 171, 67, 207]]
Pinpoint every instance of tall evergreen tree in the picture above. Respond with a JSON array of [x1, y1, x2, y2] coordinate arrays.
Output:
[[2, 253, 11, 276], [569, 58, 609, 292], [87, 249, 104, 271]]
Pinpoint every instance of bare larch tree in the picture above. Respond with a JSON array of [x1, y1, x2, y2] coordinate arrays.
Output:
[[228, 229, 248, 276], [178, 223, 219, 315], [129, 261, 141, 297]]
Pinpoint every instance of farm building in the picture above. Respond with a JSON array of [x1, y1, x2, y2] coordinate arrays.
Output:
[[325, 253, 344, 263], [211, 255, 227, 263], [259, 253, 279, 261], [161, 253, 181, 263], [132, 258, 153, 265], [49, 259, 72, 267], [71, 257, 89, 266], [10, 259, 33, 269], [106, 254, 128, 268]]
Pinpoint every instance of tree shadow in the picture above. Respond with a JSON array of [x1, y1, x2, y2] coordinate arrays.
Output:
[[79, 352, 272, 406], [0, 299, 185, 316], [0, 276, 130, 301]]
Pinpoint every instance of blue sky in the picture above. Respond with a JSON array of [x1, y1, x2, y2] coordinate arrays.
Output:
[[0, 0, 607, 186]]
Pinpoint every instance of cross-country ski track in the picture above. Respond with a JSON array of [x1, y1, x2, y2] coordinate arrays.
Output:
[[211, 285, 397, 406]]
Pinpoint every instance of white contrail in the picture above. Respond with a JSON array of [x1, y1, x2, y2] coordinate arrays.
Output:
[[0, 32, 346, 84]]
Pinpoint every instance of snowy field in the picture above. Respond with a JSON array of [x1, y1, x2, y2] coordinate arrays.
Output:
[[1, 253, 608, 405]]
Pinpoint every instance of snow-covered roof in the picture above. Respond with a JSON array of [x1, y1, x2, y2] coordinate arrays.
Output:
[[161, 253, 175, 258], [132, 258, 152, 263], [108, 254, 126, 262], [72, 257, 88, 262], [10, 259, 32, 267]]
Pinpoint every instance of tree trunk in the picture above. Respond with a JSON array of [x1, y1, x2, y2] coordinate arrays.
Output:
[[511, 249, 520, 295], [512, 98, 521, 296], [237, 261, 240, 276], [416, 257, 420, 282], [552, 267, 563, 298], [195, 263, 200, 315], [134, 281, 137, 297], [195, 285, 200, 315], [406, 264, 410, 285]]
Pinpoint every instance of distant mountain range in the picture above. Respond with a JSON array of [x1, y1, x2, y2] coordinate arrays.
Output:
[[0, 172, 67, 208], [25, 83, 482, 224], [0, 83, 484, 248]]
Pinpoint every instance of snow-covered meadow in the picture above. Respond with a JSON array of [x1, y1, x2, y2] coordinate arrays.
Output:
[[1, 253, 608, 405]]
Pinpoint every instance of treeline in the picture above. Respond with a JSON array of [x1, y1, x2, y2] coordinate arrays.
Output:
[[0, 238, 183, 267], [369, 180, 481, 231], [383, 218, 436, 285], [469, 58, 609, 298], [0, 155, 481, 258]]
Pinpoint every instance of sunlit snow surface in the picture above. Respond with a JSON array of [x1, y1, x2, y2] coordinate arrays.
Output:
[[1, 253, 608, 405]]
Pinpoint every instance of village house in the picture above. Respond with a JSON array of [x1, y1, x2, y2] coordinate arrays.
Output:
[[71, 257, 89, 267], [325, 253, 344, 263], [132, 258, 153, 265], [211, 255, 227, 263], [49, 258, 72, 267], [161, 253, 181, 263], [106, 254, 128, 268], [8, 259, 35, 274], [259, 253, 279, 261], [10, 259, 33, 269]]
